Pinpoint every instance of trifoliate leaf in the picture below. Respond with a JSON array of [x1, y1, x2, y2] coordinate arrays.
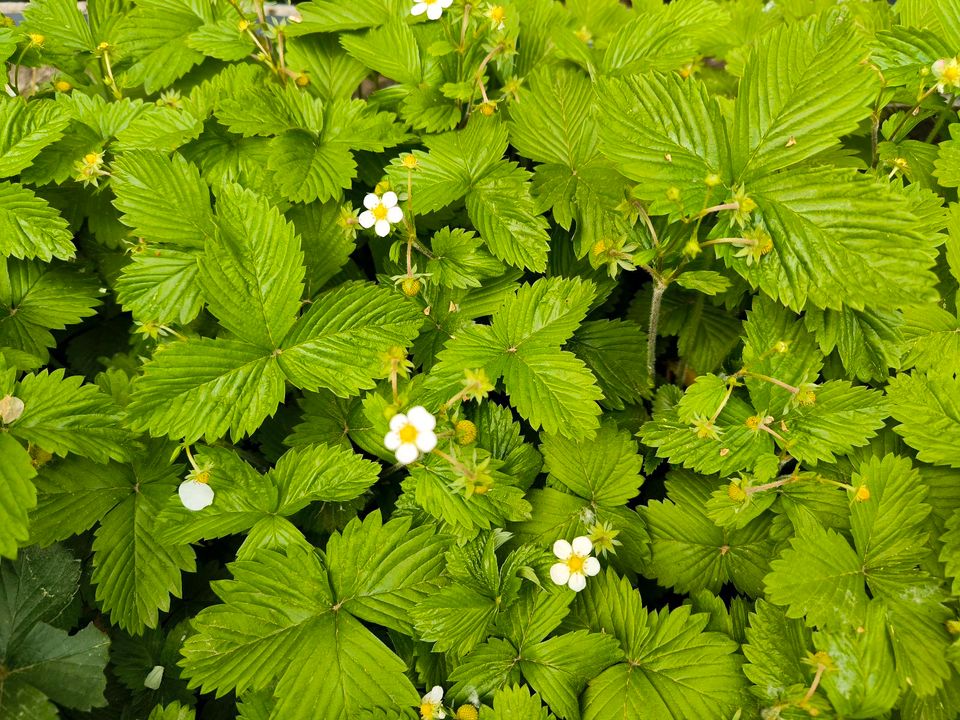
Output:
[[340, 21, 421, 85], [326, 511, 448, 634], [216, 84, 326, 138], [284, 35, 370, 102], [579, 572, 746, 720], [426, 227, 504, 289], [764, 516, 867, 628], [0, 98, 70, 179], [886, 371, 960, 468], [0, 182, 74, 262], [180, 546, 419, 718], [541, 421, 643, 506], [645, 471, 774, 596]]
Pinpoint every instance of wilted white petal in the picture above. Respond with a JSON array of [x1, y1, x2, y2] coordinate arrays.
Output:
[[549, 562, 570, 586], [395, 443, 419, 465], [0, 395, 25, 424], [144, 665, 164, 690], [375, 219, 391, 237], [552, 539, 572, 560], [363, 193, 380, 209], [358, 210, 376, 228], [381, 191, 398, 208], [178, 480, 214, 511], [416, 429, 437, 453], [389, 413, 409, 432], [407, 405, 436, 431], [436, 711, 446, 719], [426, 2, 443, 19], [568, 572, 587, 592], [411, 2, 428, 14], [384, 431, 402, 450], [387, 205, 404, 224], [571, 535, 593, 556], [583, 556, 601, 576]]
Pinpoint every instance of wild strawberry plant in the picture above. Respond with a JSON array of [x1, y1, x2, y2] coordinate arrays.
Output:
[[2, 0, 960, 717]]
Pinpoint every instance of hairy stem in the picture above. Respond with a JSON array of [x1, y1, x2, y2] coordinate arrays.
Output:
[[647, 281, 666, 383]]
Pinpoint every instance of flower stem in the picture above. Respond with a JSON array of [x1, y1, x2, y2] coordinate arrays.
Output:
[[646, 280, 666, 383], [744, 372, 799, 395]]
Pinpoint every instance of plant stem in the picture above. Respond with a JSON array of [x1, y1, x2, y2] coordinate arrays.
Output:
[[647, 280, 666, 383], [745, 474, 800, 495], [744, 371, 799, 394]]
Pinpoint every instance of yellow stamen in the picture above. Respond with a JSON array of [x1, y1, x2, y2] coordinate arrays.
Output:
[[399, 424, 418, 443], [373, 204, 388, 221], [567, 555, 585, 573]]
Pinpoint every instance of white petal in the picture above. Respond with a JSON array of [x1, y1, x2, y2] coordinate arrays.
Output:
[[407, 405, 436, 431], [411, 2, 427, 14], [178, 480, 214, 511], [933, 59, 945, 75], [144, 665, 164, 690], [440, 0, 454, 7], [386, 205, 404, 223], [0, 395, 25, 424], [358, 210, 375, 228], [381, 191, 398, 208], [568, 572, 587, 592], [549, 562, 570, 586], [416, 429, 437, 453], [395, 443, 420, 465], [426, 3, 443, 19], [583, 556, 601, 576], [571, 536, 593, 556], [436, 712, 445, 719], [384, 431, 402, 450], [389, 413, 409, 431], [552, 539, 572, 560], [363, 193, 380, 210], [425, 686, 444, 703], [375, 219, 391, 237]]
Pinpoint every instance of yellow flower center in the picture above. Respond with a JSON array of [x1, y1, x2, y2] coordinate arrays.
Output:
[[373, 204, 389, 221], [55, 80, 72, 92], [567, 555, 585, 573], [28, 33, 45, 46], [420, 702, 439, 720], [943, 64, 960, 84], [194, 470, 211, 485], [854, 484, 870, 502], [399, 424, 418, 443], [489, 5, 505, 23]]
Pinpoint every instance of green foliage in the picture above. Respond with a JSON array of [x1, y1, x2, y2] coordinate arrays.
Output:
[[5, 0, 960, 717]]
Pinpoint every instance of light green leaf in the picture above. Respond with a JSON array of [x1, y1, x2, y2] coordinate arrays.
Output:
[[201, 184, 304, 348], [21, 0, 95, 55], [115, 250, 204, 326], [541, 421, 643, 506], [901, 304, 960, 373], [278, 282, 423, 396], [9, 369, 128, 463], [741, 599, 812, 702], [597, 73, 730, 217], [340, 21, 421, 85], [0, 182, 74, 262], [111, 150, 214, 248], [0, 436, 36, 560], [0, 99, 70, 179], [180, 547, 419, 718], [127, 338, 287, 443], [327, 512, 448, 633], [216, 84, 325, 138], [426, 227, 504, 289], [886, 372, 960, 468], [293, 0, 393, 33], [732, 16, 877, 178], [804, 305, 903, 382], [479, 685, 550, 720], [187, 19, 256, 61]]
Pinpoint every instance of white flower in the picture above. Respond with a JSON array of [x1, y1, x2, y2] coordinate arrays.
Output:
[[358, 190, 403, 237], [419, 686, 445, 719], [933, 57, 960, 93], [384, 406, 437, 465], [411, 0, 453, 21], [178, 478, 214, 511], [549, 536, 601, 592]]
